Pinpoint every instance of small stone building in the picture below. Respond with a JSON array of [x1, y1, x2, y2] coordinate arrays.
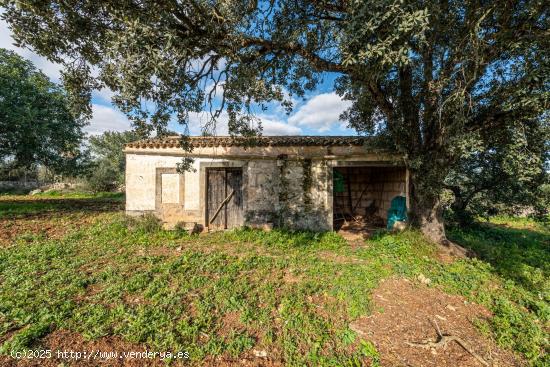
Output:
[[124, 136, 409, 232]]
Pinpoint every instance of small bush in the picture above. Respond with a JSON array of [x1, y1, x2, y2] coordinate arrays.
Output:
[[85, 164, 119, 192], [124, 214, 162, 233]]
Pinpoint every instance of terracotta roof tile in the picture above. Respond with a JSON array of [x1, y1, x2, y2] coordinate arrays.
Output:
[[125, 135, 371, 149]]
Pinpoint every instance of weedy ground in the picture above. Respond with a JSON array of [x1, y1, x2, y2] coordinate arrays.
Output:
[[0, 193, 547, 366]]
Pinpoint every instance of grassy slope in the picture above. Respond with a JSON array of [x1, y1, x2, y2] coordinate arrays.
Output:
[[0, 195, 548, 366]]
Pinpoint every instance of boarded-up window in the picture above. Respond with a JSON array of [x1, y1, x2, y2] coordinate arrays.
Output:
[[161, 173, 180, 203]]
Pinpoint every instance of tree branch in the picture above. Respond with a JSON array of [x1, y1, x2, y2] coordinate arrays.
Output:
[[240, 37, 346, 73]]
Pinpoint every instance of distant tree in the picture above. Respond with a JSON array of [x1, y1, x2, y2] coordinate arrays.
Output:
[[86, 130, 142, 191], [0, 48, 87, 175], [2, 1, 548, 242], [445, 118, 549, 224]]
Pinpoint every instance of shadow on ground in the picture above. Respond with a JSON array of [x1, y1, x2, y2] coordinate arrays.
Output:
[[449, 221, 549, 293]]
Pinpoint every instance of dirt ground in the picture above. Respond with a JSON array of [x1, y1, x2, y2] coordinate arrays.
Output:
[[350, 277, 523, 367], [0, 329, 283, 367], [0, 196, 532, 366], [0, 330, 171, 367], [0, 197, 123, 246], [2, 279, 521, 367], [337, 218, 384, 244]]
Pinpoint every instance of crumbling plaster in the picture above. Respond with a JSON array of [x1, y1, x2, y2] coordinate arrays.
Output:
[[125, 145, 406, 231]]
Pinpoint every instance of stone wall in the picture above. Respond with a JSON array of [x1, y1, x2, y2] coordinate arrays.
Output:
[[126, 154, 187, 212], [244, 160, 280, 225], [125, 152, 406, 231], [126, 154, 248, 226], [273, 159, 331, 231], [235, 159, 331, 231], [0, 181, 79, 192]]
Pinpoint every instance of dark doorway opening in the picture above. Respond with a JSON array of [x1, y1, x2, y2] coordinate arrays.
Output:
[[333, 166, 406, 234]]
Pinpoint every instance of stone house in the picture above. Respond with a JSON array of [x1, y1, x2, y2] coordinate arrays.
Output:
[[124, 136, 409, 232]]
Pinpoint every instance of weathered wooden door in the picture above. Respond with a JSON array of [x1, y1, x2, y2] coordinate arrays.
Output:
[[206, 168, 243, 230]]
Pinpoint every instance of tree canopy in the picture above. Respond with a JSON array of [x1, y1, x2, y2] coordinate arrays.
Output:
[[445, 118, 549, 224], [2, 1, 548, 241], [85, 130, 142, 192], [0, 48, 87, 175]]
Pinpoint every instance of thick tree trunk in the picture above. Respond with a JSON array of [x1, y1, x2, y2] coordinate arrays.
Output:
[[409, 189, 447, 243], [408, 168, 470, 257], [406, 165, 448, 243], [450, 194, 474, 226]]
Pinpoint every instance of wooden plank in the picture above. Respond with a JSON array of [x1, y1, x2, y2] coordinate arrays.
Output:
[[206, 169, 225, 229], [226, 169, 244, 228], [209, 189, 235, 224]]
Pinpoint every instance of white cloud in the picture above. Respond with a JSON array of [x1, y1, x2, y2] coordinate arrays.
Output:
[[92, 88, 115, 103], [85, 104, 132, 135], [259, 116, 302, 135], [0, 17, 62, 81], [186, 111, 229, 135], [288, 92, 352, 132], [179, 111, 301, 136]]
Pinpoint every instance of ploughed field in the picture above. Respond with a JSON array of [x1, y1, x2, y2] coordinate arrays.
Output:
[[0, 193, 548, 366]]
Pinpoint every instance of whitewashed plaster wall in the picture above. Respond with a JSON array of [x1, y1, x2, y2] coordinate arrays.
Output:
[[125, 154, 227, 212]]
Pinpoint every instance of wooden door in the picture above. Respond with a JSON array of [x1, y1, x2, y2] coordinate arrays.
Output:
[[207, 169, 226, 230], [225, 169, 243, 228], [206, 168, 243, 230]]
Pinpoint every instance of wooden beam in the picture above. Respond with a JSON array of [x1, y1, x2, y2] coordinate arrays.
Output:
[[209, 189, 235, 225]]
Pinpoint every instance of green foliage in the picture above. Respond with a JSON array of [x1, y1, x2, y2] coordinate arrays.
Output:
[[0, 195, 548, 365], [0, 48, 87, 174], [2, 1, 547, 233], [0, 192, 123, 218], [450, 220, 549, 295], [85, 131, 141, 192], [364, 224, 549, 365], [359, 340, 380, 367], [84, 164, 119, 192], [0, 186, 30, 195], [34, 190, 124, 200], [123, 213, 162, 234], [445, 120, 549, 223], [224, 227, 348, 251], [446, 219, 549, 365]]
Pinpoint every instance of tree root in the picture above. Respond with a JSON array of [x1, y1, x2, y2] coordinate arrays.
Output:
[[421, 227, 473, 259], [439, 239, 474, 258], [406, 319, 490, 366]]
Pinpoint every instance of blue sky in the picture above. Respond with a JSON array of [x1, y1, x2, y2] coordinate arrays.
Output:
[[0, 17, 357, 137]]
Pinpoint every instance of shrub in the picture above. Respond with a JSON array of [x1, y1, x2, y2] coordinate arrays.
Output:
[[85, 164, 119, 193]]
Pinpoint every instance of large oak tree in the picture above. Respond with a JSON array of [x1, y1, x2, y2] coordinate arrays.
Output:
[[0, 48, 86, 175], [2, 1, 547, 242]]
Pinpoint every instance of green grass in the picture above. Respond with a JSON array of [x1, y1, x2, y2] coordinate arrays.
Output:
[[0, 197, 548, 366], [446, 219, 549, 363], [32, 190, 124, 199], [0, 192, 123, 218]]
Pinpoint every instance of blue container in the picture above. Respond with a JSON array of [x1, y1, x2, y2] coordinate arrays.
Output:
[[387, 196, 407, 229]]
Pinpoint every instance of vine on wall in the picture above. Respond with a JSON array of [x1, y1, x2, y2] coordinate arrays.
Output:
[[302, 158, 312, 209]]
